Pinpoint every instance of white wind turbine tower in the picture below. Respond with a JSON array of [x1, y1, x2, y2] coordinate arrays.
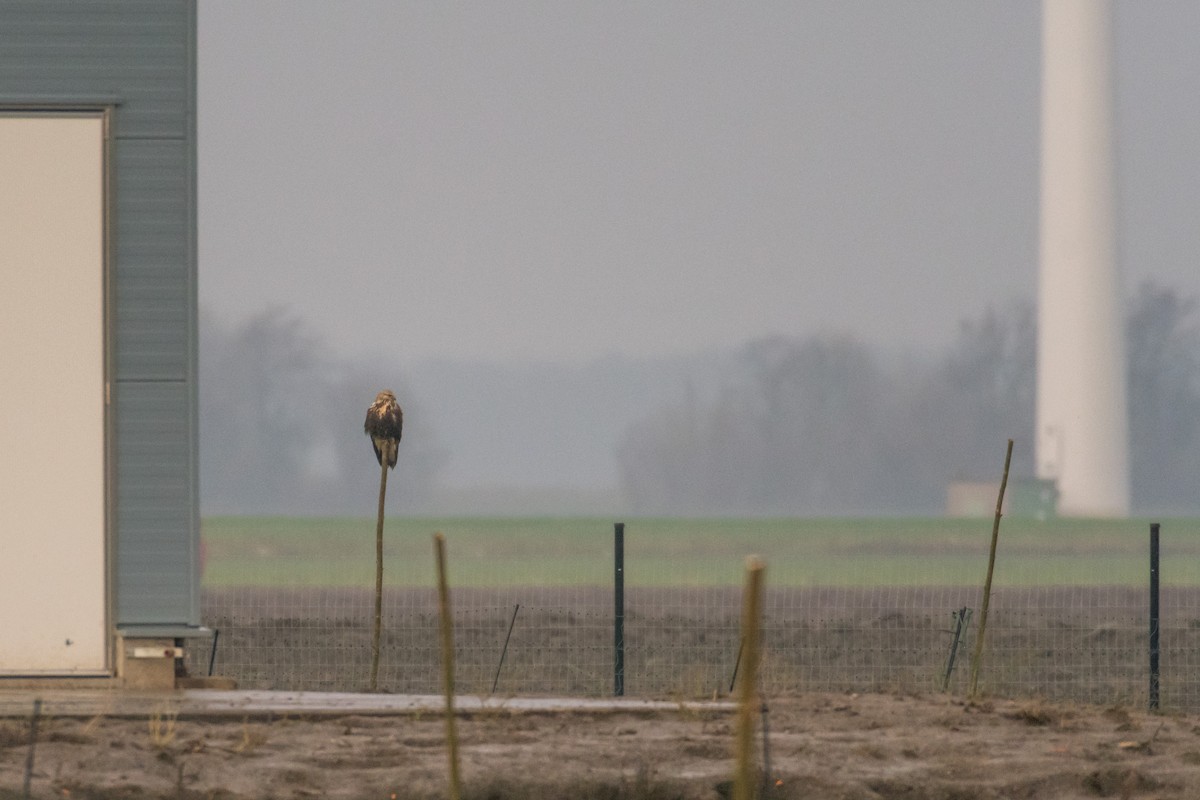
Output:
[[1036, 0, 1130, 516]]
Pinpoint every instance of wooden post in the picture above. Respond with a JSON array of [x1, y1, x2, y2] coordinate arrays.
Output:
[[733, 556, 765, 800], [434, 533, 462, 800], [370, 457, 388, 691], [969, 438, 1014, 698]]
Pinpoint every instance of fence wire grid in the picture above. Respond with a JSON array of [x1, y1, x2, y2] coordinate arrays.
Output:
[[189, 518, 1200, 711]]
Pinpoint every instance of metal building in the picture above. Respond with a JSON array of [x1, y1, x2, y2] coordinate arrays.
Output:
[[0, 1, 202, 686]]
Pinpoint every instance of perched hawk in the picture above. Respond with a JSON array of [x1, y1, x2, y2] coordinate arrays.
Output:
[[364, 390, 403, 469]]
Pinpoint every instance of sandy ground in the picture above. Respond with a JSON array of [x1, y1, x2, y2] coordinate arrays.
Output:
[[5, 690, 1200, 799]]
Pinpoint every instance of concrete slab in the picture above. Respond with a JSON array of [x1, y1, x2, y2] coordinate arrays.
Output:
[[0, 689, 735, 719]]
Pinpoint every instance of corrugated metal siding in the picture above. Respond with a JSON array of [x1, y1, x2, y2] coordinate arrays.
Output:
[[0, 1, 189, 137], [1, 1, 199, 628], [115, 383, 196, 624], [114, 138, 190, 380]]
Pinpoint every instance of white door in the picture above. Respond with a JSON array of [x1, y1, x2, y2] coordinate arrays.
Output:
[[0, 113, 109, 674]]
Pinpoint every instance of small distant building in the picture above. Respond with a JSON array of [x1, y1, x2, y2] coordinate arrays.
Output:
[[0, 2, 203, 687], [946, 477, 1058, 520], [945, 481, 1004, 518]]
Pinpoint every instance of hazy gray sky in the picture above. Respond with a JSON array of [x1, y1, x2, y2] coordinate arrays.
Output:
[[198, 1, 1200, 365]]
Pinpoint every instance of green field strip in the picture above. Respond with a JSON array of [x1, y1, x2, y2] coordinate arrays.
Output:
[[200, 516, 1200, 589]]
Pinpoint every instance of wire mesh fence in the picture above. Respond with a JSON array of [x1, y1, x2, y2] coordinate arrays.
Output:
[[189, 517, 1200, 711]]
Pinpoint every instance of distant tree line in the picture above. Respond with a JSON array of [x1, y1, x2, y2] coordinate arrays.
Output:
[[1127, 285, 1200, 512], [199, 307, 447, 515], [617, 283, 1200, 516], [200, 284, 1200, 517]]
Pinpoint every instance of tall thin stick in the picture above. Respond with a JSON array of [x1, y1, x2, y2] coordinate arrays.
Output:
[[434, 532, 462, 800], [491, 603, 521, 695], [733, 556, 765, 800], [370, 458, 388, 691], [969, 438, 1014, 698], [23, 698, 41, 799]]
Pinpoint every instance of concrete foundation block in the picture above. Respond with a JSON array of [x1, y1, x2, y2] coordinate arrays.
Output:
[[117, 636, 180, 690]]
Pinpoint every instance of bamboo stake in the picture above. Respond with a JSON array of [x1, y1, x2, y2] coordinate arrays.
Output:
[[968, 438, 1014, 698], [23, 698, 41, 800], [369, 457, 388, 691], [434, 532, 462, 800], [491, 603, 521, 695], [733, 556, 765, 800]]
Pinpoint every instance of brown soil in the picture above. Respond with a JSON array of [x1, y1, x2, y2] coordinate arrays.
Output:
[[5, 691, 1200, 799]]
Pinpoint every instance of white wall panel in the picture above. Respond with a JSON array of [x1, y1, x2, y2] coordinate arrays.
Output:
[[0, 115, 108, 673]]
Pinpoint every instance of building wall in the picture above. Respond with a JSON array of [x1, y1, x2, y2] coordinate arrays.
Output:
[[0, 1, 199, 626]]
